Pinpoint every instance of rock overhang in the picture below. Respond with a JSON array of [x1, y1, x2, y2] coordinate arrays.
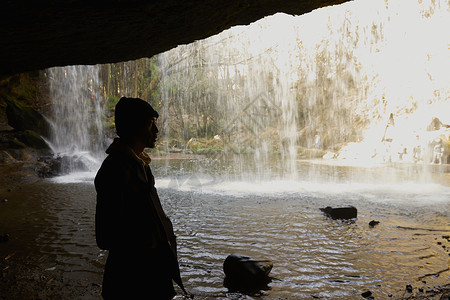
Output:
[[0, 0, 351, 76]]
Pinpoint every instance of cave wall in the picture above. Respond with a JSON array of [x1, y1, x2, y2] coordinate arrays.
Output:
[[0, 0, 351, 76]]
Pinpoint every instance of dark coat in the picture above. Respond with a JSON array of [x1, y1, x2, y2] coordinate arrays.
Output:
[[95, 138, 184, 299]]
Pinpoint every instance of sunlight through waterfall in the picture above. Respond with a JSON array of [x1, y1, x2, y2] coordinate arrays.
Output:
[[46, 65, 107, 175], [157, 0, 449, 180]]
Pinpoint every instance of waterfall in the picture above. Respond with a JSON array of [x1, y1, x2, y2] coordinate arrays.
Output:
[[46, 65, 107, 174], [157, 0, 449, 180], [158, 14, 301, 180], [42, 0, 449, 181]]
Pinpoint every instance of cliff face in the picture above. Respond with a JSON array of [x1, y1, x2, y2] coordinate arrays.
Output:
[[0, 0, 350, 76]]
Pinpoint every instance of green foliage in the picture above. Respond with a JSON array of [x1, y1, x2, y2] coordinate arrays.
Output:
[[297, 146, 326, 159], [106, 95, 120, 110], [186, 137, 224, 154]]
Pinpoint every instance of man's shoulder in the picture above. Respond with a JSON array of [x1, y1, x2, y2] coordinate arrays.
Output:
[[95, 153, 134, 183]]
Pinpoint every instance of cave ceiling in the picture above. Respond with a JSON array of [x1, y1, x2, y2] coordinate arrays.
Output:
[[0, 0, 351, 76]]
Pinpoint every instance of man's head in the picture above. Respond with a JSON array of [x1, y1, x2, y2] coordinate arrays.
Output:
[[115, 97, 159, 148]]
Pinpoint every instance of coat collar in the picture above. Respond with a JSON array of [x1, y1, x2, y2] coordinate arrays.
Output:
[[106, 138, 151, 183]]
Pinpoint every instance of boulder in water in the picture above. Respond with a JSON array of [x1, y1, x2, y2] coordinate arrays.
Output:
[[320, 206, 357, 220], [37, 153, 92, 177], [223, 254, 272, 291]]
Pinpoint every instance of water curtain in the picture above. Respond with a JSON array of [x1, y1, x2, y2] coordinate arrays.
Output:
[[47, 65, 106, 173], [157, 0, 449, 179]]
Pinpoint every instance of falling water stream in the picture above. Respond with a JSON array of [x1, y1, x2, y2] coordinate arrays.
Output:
[[159, 0, 449, 177], [1, 0, 448, 299], [45, 65, 107, 180]]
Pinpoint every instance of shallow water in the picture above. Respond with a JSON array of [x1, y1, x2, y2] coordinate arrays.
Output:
[[0, 160, 449, 299]]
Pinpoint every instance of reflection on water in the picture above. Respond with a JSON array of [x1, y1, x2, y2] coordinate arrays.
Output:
[[164, 189, 449, 299], [151, 159, 450, 298], [0, 180, 103, 299], [0, 160, 449, 299]]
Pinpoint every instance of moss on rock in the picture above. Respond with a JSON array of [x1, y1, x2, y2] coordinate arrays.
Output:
[[3, 97, 51, 138], [17, 130, 49, 149]]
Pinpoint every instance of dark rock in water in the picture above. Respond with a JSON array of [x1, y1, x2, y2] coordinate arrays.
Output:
[[320, 206, 357, 220], [406, 284, 413, 293], [37, 154, 91, 178], [361, 290, 373, 298], [37, 156, 63, 178], [0, 234, 9, 243], [223, 254, 273, 291], [369, 220, 380, 227]]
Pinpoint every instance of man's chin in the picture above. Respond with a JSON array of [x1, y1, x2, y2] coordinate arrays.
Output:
[[145, 138, 157, 149]]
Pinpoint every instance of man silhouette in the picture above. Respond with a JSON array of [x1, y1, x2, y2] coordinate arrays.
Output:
[[95, 97, 186, 299]]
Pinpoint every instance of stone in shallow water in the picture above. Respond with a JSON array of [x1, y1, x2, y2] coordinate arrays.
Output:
[[369, 220, 380, 227], [223, 254, 273, 291], [320, 205, 357, 220], [361, 290, 373, 298]]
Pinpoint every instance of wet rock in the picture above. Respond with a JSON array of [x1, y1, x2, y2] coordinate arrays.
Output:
[[0, 151, 17, 163], [320, 206, 357, 220], [1, 199, 7, 203], [4, 98, 51, 138], [406, 284, 413, 293], [37, 153, 92, 178], [16, 130, 49, 149], [361, 290, 373, 299], [369, 220, 380, 227], [223, 254, 272, 291], [0, 234, 9, 243], [9, 138, 27, 149], [37, 156, 62, 178]]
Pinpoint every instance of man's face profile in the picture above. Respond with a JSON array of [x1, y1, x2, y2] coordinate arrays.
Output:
[[143, 117, 158, 149]]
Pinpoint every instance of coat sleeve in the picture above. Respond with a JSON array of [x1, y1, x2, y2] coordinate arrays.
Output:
[[94, 159, 126, 250], [149, 182, 177, 256], [145, 167, 177, 254]]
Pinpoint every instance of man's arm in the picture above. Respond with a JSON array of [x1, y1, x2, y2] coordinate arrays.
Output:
[[95, 161, 126, 250]]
